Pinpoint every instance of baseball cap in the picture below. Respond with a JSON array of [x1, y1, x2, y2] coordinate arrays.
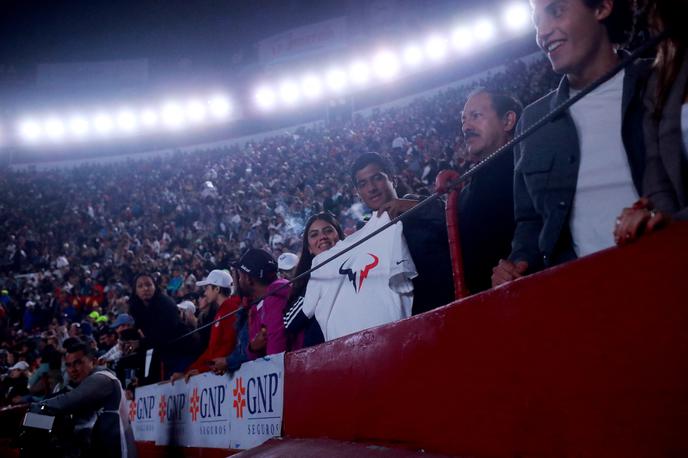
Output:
[[233, 249, 278, 281], [277, 252, 298, 271], [110, 313, 135, 329], [177, 300, 196, 314], [196, 269, 233, 288], [9, 361, 29, 371], [88, 311, 100, 320]]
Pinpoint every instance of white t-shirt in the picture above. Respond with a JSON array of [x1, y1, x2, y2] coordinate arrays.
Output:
[[301, 213, 417, 341], [568, 70, 639, 257]]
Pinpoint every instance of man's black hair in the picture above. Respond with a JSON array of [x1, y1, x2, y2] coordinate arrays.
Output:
[[350, 153, 395, 186], [583, 0, 633, 45], [66, 340, 95, 359]]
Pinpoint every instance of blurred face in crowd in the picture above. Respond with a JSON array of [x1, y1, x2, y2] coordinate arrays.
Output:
[[65, 350, 94, 384], [236, 271, 253, 299], [531, 0, 613, 78], [135, 275, 155, 302], [354, 163, 397, 211], [203, 285, 220, 305], [307, 219, 341, 256], [461, 92, 512, 162]]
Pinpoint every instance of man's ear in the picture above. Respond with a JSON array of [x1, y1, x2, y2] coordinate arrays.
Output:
[[503, 111, 518, 133], [594, 0, 613, 21]]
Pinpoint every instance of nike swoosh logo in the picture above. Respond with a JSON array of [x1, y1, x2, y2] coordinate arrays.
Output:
[[396, 260, 407, 265]]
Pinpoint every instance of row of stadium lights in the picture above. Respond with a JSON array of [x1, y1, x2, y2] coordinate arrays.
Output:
[[12, 2, 530, 146]]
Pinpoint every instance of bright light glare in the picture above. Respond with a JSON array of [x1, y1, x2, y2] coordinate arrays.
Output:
[[161, 102, 185, 129], [474, 19, 496, 42], [255, 86, 276, 110], [403, 44, 424, 67], [140, 109, 159, 128], [68, 116, 90, 138], [372, 50, 400, 81], [44, 118, 65, 141], [349, 61, 370, 86], [425, 35, 449, 61], [503, 3, 531, 32], [116, 110, 138, 132], [208, 95, 231, 119], [93, 113, 114, 135], [325, 68, 348, 92], [186, 100, 207, 123], [278, 81, 300, 106], [301, 74, 323, 99], [18, 119, 42, 142], [451, 26, 474, 52]]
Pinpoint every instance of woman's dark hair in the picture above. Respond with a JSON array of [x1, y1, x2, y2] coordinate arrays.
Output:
[[290, 213, 345, 299]]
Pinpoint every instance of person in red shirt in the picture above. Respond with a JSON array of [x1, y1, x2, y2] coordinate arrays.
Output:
[[170, 269, 241, 384]]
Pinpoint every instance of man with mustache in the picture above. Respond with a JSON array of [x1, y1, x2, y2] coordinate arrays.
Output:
[[459, 88, 522, 293]]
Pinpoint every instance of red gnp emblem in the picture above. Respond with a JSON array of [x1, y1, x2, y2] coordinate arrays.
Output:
[[128, 399, 137, 422], [233, 377, 246, 418], [189, 387, 200, 422], [338, 253, 379, 293], [158, 395, 167, 423]]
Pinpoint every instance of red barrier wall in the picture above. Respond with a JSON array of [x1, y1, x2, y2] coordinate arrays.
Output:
[[284, 223, 688, 457]]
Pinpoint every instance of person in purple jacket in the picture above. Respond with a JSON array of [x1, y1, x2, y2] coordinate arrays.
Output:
[[234, 249, 290, 360]]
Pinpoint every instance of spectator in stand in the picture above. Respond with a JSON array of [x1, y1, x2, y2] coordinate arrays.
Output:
[[614, 0, 688, 243], [284, 213, 345, 350], [1, 361, 30, 405], [457, 89, 521, 293], [351, 153, 454, 314], [177, 300, 198, 329], [277, 252, 299, 280], [171, 269, 241, 383], [239, 250, 290, 359], [492, 0, 648, 286], [128, 273, 198, 381]]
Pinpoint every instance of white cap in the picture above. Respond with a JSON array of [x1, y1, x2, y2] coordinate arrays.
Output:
[[278, 252, 299, 271], [196, 269, 233, 288], [9, 361, 29, 371], [177, 300, 196, 314]]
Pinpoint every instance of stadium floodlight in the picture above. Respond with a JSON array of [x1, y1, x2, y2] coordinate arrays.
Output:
[[474, 18, 496, 42], [116, 109, 138, 133], [402, 44, 424, 67], [278, 81, 300, 106], [140, 108, 159, 128], [186, 99, 207, 124], [372, 50, 400, 81], [67, 116, 90, 139], [44, 117, 65, 141], [301, 74, 323, 99], [451, 26, 474, 52], [18, 119, 42, 143], [255, 86, 277, 110], [207, 95, 231, 119], [425, 35, 449, 62], [349, 61, 370, 86], [503, 2, 531, 32], [325, 68, 348, 92], [161, 101, 186, 129], [92, 113, 114, 135]]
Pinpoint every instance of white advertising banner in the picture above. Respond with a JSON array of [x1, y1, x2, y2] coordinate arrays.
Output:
[[130, 353, 285, 450]]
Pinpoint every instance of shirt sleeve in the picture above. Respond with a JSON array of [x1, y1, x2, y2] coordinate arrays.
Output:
[[263, 295, 287, 356], [389, 221, 417, 294], [42, 373, 115, 413]]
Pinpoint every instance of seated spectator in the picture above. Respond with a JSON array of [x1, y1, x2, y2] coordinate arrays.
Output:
[[284, 213, 344, 349], [128, 273, 198, 381], [350, 153, 454, 314], [457, 88, 521, 293], [277, 252, 299, 280], [1, 361, 29, 405], [492, 0, 648, 286], [177, 300, 198, 329], [614, 0, 688, 244], [171, 269, 241, 383]]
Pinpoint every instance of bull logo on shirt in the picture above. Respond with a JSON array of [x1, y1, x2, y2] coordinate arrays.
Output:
[[339, 253, 379, 293]]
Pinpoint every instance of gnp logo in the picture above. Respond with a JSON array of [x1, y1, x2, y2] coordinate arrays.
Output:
[[158, 393, 186, 423], [247, 373, 279, 416], [188, 384, 226, 422], [128, 399, 137, 422], [135, 395, 155, 421], [233, 377, 246, 418], [338, 253, 379, 293]]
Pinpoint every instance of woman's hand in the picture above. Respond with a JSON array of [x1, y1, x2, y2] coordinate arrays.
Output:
[[614, 198, 671, 245]]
